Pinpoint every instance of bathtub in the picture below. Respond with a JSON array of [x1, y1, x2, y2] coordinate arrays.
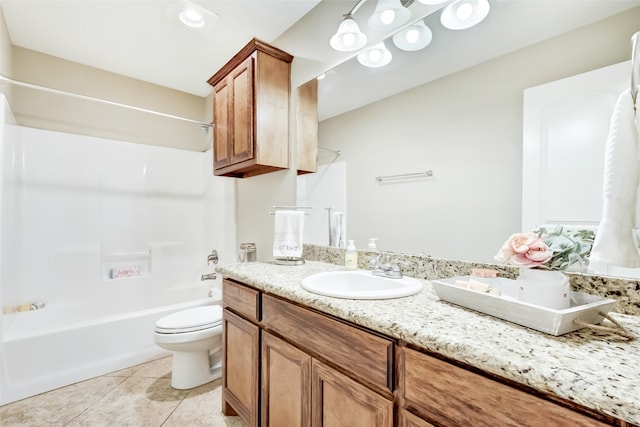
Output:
[[1, 281, 221, 405]]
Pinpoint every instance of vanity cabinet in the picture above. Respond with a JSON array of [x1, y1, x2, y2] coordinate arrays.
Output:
[[207, 38, 292, 178], [221, 277, 617, 427]]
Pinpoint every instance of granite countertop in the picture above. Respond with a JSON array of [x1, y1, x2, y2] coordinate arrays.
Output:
[[216, 261, 640, 425]]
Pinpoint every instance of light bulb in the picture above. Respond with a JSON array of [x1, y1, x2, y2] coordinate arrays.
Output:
[[381, 9, 395, 25], [393, 20, 432, 51], [357, 42, 391, 67], [330, 16, 367, 51], [406, 28, 419, 43], [342, 33, 355, 47], [369, 49, 382, 63], [456, 3, 473, 21], [441, 0, 490, 30]]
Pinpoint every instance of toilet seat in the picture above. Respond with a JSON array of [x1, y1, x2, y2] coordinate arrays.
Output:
[[155, 305, 223, 334]]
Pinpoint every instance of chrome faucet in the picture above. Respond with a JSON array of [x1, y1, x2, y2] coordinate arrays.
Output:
[[368, 253, 409, 279], [202, 249, 219, 281], [201, 272, 217, 281]]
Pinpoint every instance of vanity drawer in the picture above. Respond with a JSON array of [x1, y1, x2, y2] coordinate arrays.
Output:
[[262, 294, 394, 394], [222, 279, 261, 322], [398, 347, 609, 427]]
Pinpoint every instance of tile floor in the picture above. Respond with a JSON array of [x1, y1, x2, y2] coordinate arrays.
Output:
[[0, 355, 246, 426]]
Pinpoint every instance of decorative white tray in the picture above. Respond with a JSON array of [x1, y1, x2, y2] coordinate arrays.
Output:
[[430, 275, 616, 336]]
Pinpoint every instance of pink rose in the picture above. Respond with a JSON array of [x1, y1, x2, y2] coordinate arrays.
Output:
[[494, 232, 553, 268]]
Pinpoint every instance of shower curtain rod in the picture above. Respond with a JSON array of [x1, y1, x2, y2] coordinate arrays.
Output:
[[0, 74, 214, 130]]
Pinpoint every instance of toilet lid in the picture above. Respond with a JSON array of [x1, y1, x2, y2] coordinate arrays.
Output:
[[155, 305, 223, 333]]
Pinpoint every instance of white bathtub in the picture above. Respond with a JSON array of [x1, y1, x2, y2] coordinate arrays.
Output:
[[0, 281, 221, 405]]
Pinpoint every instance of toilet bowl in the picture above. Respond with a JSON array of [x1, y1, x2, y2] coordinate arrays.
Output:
[[154, 305, 223, 389]]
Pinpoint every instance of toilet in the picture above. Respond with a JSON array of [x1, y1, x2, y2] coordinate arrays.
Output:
[[154, 305, 223, 389]]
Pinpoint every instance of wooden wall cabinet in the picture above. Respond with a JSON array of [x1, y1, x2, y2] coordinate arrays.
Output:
[[208, 39, 292, 178], [296, 79, 318, 174]]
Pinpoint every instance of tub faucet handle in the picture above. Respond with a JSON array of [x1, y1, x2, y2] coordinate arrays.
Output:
[[207, 249, 219, 265]]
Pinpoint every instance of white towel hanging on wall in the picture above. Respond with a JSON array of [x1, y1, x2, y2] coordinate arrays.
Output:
[[273, 210, 305, 258]]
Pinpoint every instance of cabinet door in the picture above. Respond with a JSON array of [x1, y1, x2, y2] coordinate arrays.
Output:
[[229, 56, 254, 166], [261, 332, 311, 427], [398, 409, 436, 427], [213, 77, 231, 169], [222, 309, 259, 427], [311, 359, 392, 427]]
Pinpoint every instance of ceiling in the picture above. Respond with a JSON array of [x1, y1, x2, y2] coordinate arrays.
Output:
[[1, 0, 640, 120], [0, 0, 322, 97]]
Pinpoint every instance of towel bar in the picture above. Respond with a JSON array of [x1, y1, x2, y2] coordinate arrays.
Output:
[[375, 170, 433, 183]]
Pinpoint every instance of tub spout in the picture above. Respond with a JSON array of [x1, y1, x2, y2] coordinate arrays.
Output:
[[201, 272, 217, 281]]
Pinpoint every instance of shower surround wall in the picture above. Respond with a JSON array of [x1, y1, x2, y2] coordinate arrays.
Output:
[[4, 125, 235, 307], [0, 115, 236, 403], [3, 124, 232, 306]]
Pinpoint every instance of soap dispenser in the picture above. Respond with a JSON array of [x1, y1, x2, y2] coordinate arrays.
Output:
[[367, 238, 378, 251], [367, 238, 379, 270], [345, 240, 357, 269]]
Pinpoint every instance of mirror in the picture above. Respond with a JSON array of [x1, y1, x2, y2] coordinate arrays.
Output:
[[297, 1, 640, 278]]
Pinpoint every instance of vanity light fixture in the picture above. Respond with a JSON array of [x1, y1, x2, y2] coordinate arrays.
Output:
[[368, 0, 411, 30], [392, 19, 432, 51], [330, 14, 368, 51], [440, 0, 490, 30], [357, 42, 392, 68]]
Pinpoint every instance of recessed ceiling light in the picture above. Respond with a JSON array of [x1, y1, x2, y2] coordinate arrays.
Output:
[[179, 8, 205, 28], [165, 1, 219, 31]]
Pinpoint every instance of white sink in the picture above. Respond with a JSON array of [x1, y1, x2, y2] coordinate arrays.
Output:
[[301, 270, 423, 300]]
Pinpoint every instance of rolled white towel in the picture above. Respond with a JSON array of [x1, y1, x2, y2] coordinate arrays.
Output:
[[590, 89, 640, 267]]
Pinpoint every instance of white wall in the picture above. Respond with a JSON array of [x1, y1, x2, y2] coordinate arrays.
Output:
[[1, 126, 235, 309], [8, 46, 211, 152], [315, 7, 640, 263]]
